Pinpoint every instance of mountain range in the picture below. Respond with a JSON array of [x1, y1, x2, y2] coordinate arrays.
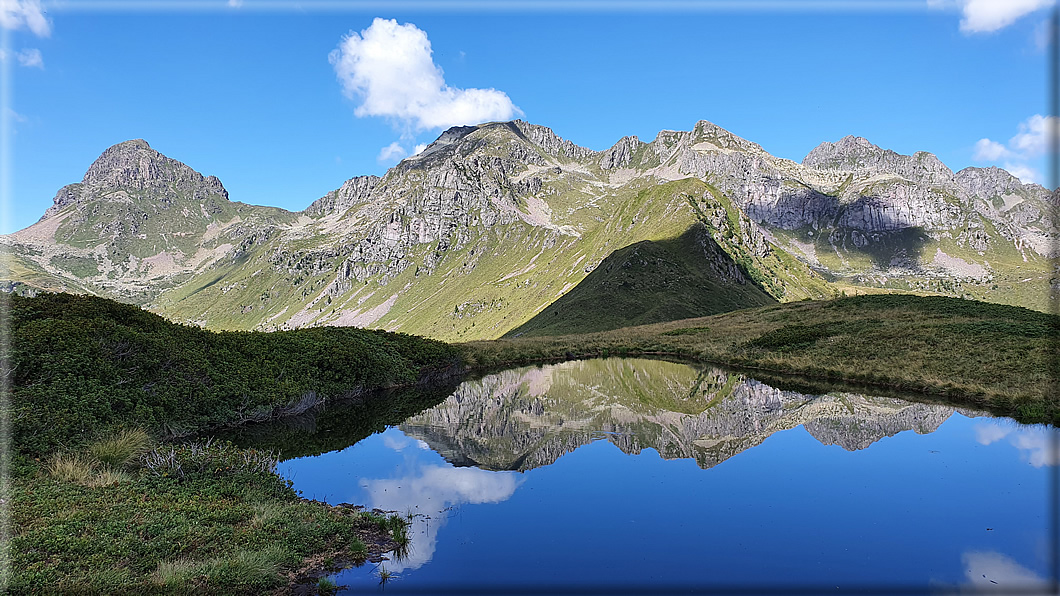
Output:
[[399, 358, 970, 472], [4, 120, 1055, 341]]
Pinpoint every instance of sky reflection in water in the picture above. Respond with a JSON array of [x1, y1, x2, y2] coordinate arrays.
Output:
[[275, 359, 1056, 593]]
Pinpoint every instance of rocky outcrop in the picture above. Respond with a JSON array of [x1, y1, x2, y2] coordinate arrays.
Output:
[[803, 135, 956, 187], [42, 139, 229, 221], [599, 135, 641, 170], [305, 175, 380, 217]]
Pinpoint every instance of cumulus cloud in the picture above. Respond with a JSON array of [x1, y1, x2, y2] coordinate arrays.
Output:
[[961, 551, 1047, 591], [16, 47, 41, 68], [377, 141, 407, 163], [361, 464, 523, 571], [1009, 114, 1054, 155], [972, 138, 1011, 161], [973, 421, 1058, 467], [1003, 162, 1042, 185], [958, 0, 1055, 34], [329, 18, 520, 133], [972, 114, 1057, 185], [0, 0, 51, 37]]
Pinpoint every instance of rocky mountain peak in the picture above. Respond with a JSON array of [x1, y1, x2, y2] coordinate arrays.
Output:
[[954, 166, 1030, 197], [802, 135, 954, 186], [802, 135, 887, 170], [599, 135, 642, 170], [41, 139, 229, 221], [80, 139, 228, 198], [506, 120, 596, 161], [692, 120, 763, 153], [305, 175, 381, 217]]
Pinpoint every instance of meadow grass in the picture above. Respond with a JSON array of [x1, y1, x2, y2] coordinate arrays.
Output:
[[460, 294, 1059, 425], [16, 438, 412, 593], [11, 292, 439, 594]]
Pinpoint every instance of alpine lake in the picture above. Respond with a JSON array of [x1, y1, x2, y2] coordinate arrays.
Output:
[[221, 358, 1058, 594]]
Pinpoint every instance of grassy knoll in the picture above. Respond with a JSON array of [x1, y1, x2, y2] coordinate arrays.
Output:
[[505, 224, 776, 337], [462, 294, 1059, 425], [10, 292, 461, 593]]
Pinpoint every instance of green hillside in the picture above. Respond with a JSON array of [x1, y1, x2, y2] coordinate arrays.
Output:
[[506, 223, 776, 337], [11, 292, 460, 457]]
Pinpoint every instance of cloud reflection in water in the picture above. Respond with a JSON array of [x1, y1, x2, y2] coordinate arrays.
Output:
[[961, 550, 1047, 593], [973, 422, 1058, 467], [360, 435, 524, 571]]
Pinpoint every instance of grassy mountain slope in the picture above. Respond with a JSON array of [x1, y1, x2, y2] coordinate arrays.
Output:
[[506, 223, 776, 337], [12, 291, 440, 593]]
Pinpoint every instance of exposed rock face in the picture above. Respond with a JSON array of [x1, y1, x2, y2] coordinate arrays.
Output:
[[305, 175, 380, 217], [399, 359, 963, 472], [803, 135, 956, 187], [599, 135, 641, 170], [43, 139, 229, 221]]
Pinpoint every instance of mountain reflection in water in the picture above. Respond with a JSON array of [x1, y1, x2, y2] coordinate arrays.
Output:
[[228, 358, 1053, 593], [399, 358, 965, 472]]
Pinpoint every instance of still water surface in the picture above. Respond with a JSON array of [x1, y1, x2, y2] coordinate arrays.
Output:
[[240, 358, 1057, 593]]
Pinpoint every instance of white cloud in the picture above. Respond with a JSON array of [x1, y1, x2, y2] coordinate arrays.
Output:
[[412, 143, 428, 155], [3, 107, 26, 123], [1009, 114, 1055, 156], [361, 464, 522, 572], [973, 114, 1057, 185], [377, 141, 407, 163], [973, 421, 1058, 467], [329, 18, 520, 133], [973, 422, 1011, 445], [0, 0, 51, 37], [382, 431, 412, 451], [972, 138, 1011, 161], [962, 551, 1047, 590], [16, 47, 41, 69], [958, 0, 1055, 34], [1008, 427, 1059, 467], [1003, 162, 1041, 184]]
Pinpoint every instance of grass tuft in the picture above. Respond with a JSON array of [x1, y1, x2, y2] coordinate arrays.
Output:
[[89, 429, 151, 468], [152, 558, 201, 588], [317, 576, 339, 595], [47, 453, 96, 485]]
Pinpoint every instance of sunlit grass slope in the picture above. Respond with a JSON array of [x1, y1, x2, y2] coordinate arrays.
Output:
[[506, 223, 776, 337]]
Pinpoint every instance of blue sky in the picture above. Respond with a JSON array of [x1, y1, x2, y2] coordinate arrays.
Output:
[[2, 0, 1056, 233]]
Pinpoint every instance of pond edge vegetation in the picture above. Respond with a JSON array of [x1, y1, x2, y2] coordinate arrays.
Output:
[[8, 291, 1058, 592]]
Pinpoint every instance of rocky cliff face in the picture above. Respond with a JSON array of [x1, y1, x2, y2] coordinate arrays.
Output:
[[3, 118, 1053, 338], [399, 359, 963, 472], [41, 139, 230, 221]]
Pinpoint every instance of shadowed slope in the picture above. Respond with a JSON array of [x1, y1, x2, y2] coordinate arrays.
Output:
[[505, 224, 776, 337]]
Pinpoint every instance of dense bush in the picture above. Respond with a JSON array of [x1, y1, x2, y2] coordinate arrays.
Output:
[[10, 292, 463, 457]]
